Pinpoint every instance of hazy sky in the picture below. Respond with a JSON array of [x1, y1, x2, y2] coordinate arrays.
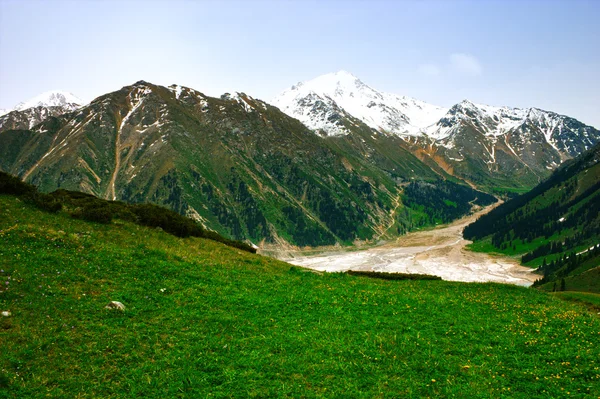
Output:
[[1, 0, 599, 127]]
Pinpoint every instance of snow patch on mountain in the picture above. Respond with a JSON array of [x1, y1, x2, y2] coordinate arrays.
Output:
[[14, 91, 84, 112], [274, 72, 599, 157], [427, 100, 528, 140], [272, 70, 447, 137], [428, 99, 600, 155], [221, 91, 269, 114]]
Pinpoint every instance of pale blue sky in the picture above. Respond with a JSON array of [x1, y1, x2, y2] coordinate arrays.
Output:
[[1, 0, 599, 127]]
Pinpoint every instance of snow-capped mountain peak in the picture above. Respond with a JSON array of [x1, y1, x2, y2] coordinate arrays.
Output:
[[429, 99, 533, 139], [273, 71, 600, 177], [14, 90, 84, 112], [0, 90, 85, 132], [427, 98, 599, 160], [272, 71, 447, 137]]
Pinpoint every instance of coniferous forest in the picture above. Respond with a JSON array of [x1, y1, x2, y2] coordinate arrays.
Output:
[[402, 180, 496, 225], [464, 143, 600, 292]]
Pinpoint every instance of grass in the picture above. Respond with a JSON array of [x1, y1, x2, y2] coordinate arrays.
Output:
[[346, 270, 442, 281], [553, 292, 600, 312], [538, 266, 600, 295], [1, 195, 600, 398], [466, 236, 553, 260], [465, 232, 592, 268]]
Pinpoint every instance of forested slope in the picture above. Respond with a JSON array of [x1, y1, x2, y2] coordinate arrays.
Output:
[[464, 143, 600, 292]]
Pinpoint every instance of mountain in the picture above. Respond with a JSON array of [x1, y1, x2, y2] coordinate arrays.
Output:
[[413, 100, 600, 193], [464, 142, 600, 293], [272, 70, 447, 137], [0, 90, 83, 133], [13, 90, 83, 111], [0, 81, 492, 247], [274, 72, 600, 194]]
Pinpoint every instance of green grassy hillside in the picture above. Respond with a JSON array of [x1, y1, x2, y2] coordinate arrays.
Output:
[[0, 171, 255, 254], [1, 195, 600, 398]]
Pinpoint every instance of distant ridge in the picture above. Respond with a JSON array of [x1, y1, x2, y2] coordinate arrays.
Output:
[[14, 90, 83, 111], [0, 90, 84, 132], [273, 71, 600, 192]]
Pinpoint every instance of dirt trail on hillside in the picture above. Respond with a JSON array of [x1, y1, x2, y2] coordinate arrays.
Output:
[[278, 205, 538, 286]]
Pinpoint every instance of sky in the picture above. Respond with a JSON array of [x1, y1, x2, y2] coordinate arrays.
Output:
[[1, 0, 599, 127]]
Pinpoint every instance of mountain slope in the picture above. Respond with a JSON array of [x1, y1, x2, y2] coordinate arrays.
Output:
[[0, 81, 491, 247], [464, 143, 600, 292], [0, 170, 255, 253], [274, 72, 600, 193], [1, 193, 599, 397]]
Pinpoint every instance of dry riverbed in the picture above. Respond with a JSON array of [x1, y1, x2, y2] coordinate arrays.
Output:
[[274, 206, 538, 286]]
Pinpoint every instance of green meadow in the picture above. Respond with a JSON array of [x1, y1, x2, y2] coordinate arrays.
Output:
[[1, 195, 599, 398]]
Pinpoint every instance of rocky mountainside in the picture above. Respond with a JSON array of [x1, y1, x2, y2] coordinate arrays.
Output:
[[0, 91, 83, 133], [274, 72, 600, 193], [0, 81, 492, 247], [416, 100, 600, 192]]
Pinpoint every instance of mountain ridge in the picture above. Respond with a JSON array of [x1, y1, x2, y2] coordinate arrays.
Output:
[[0, 80, 494, 247], [272, 70, 447, 137], [2, 75, 598, 245], [0, 90, 84, 133], [13, 90, 83, 112], [273, 71, 600, 193]]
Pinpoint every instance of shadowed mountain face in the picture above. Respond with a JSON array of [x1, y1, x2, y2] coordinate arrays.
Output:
[[0, 81, 493, 246], [273, 72, 600, 194]]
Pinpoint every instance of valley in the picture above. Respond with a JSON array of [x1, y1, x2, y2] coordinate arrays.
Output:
[[278, 204, 537, 286], [2, 2, 599, 397]]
